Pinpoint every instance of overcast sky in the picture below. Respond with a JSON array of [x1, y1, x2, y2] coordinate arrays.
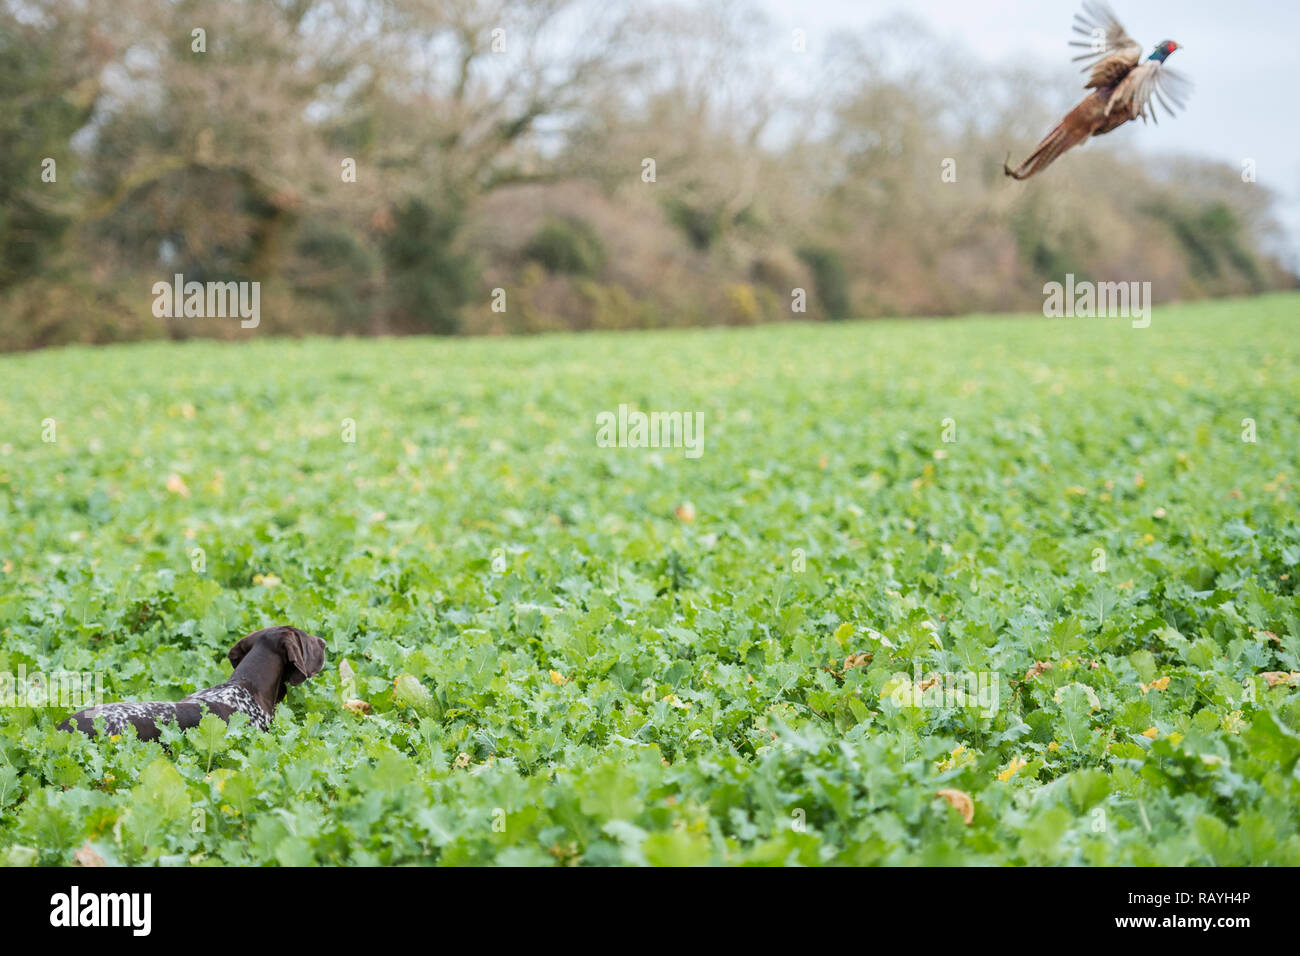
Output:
[[755, 0, 1300, 263]]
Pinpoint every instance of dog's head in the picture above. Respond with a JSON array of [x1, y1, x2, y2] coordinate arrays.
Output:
[[228, 626, 327, 702]]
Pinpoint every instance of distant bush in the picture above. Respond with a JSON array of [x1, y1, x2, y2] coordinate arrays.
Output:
[[289, 219, 379, 330], [796, 246, 852, 320], [523, 217, 605, 276], [0, 23, 86, 292], [1150, 201, 1265, 291], [750, 249, 802, 292], [722, 283, 761, 324], [381, 198, 476, 335], [576, 279, 663, 330], [0, 265, 160, 350], [664, 198, 723, 251], [1007, 200, 1094, 287]]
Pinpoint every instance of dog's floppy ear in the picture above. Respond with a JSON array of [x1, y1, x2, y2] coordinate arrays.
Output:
[[228, 629, 269, 669], [282, 627, 327, 685]]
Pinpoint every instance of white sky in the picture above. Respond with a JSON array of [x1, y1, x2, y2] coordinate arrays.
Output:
[[754, 0, 1300, 263]]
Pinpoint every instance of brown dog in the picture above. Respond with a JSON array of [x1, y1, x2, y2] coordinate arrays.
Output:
[[59, 625, 326, 742]]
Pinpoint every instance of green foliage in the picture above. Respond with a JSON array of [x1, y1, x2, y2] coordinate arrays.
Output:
[[1, 293, 1298, 865], [0, 17, 88, 291], [796, 245, 852, 320], [664, 198, 723, 251], [289, 219, 380, 329], [190, 714, 231, 774], [1149, 201, 1266, 290], [1008, 199, 1094, 286], [523, 218, 605, 277], [381, 198, 476, 335]]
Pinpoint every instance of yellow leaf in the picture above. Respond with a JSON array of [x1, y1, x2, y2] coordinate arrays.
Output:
[[1261, 671, 1300, 688], [936, 745, 976, 772], [1141, 727, 1159, 738], [997, 757, 1026, 782], [1140, 675, 1170, 694], [935, 789, 974, 825], [548, 669, 567, 686]]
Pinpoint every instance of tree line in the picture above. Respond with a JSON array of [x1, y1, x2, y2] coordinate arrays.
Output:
[[1, 0, 1291, 350]]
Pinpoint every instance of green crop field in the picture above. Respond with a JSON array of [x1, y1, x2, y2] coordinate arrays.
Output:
[[1, 293, 1298, 866]]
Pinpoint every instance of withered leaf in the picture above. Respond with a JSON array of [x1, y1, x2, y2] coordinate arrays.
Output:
[[935, 789, 974, 825]]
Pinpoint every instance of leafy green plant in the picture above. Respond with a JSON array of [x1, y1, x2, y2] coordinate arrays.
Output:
[[796, 245, 852, 320], [0, 293, 1297, 865], [381, 197, 476, 335], [523, 217, 605, 277]]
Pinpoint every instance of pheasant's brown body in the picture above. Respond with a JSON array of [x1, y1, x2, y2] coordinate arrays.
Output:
[[1006, 87, 1132, 181], [1004, 3, 1188, 180]]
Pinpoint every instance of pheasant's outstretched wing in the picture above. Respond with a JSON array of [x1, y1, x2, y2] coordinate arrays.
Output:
[[1070, 1, 1142, 89], [1115, 61, 1192, 124]]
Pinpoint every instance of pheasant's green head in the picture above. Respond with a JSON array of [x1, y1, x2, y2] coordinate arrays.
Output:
[[1148, 40, 1180, 63]]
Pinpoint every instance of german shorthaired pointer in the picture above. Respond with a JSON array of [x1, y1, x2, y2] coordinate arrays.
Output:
[[59, 625, 326, 742]]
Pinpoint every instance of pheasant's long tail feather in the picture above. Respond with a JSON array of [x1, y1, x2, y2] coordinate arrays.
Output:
[[1003, 120, 1092, 180]]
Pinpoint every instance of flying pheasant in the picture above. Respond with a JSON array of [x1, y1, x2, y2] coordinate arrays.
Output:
[[1004, 2, 1189, 180]]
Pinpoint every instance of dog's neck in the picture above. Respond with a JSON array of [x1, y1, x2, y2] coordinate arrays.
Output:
[[228, 642, 287, 715]]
